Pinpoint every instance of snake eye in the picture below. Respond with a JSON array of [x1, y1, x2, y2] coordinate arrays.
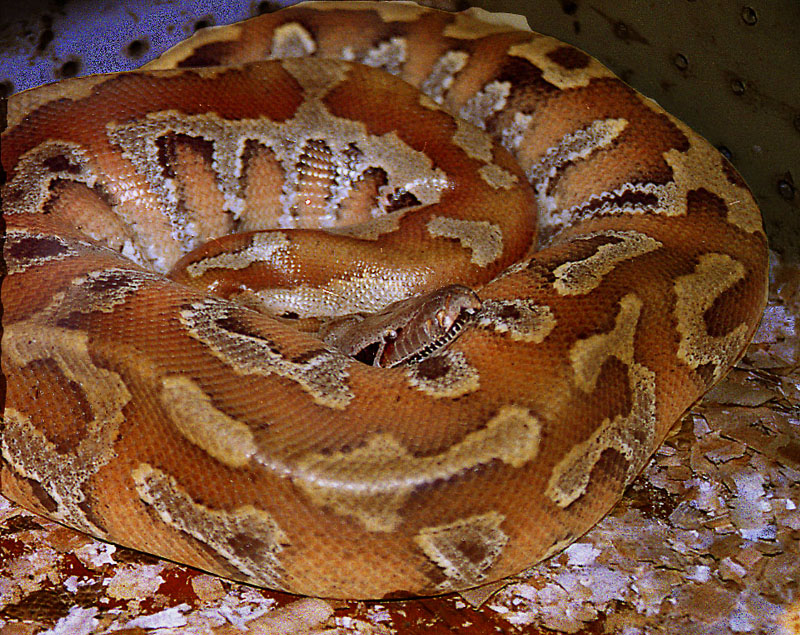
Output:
[[435, 308, 452, 329]]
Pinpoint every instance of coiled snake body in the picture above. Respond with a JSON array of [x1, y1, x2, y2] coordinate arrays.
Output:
[[1, 2, 768, 598]]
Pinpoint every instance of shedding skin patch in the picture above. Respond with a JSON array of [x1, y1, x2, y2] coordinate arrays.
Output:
[[293, 405, 539, 531], [552, 230, 663, 296], [674, 252, 749, 383], [414, 511, 508, 590], [477, 299, 556, 343], [252, 266, 431, 318], [160, 376, 258, 468], [184, 232, 292, 278], [547, 294, 656, 507], [132, 464, 290, 589], [405, 350, 480, 398], [426, 216, 503, 267], [2, 325, 132, 534], [180, 298, 353, 408], [508, 35, 615, 89]]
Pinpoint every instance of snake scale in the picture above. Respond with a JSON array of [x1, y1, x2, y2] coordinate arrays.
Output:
[[0, 1, 768, 599]]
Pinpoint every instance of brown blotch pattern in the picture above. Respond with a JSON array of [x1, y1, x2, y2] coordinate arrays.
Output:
[[406, 350, 480, 398], [179, 298, 354, 408], [414, 512, 508, 590], [132, 464, 291, 589]]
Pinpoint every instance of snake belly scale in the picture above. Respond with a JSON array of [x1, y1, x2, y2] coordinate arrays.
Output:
[[0, 1, 768, 598]]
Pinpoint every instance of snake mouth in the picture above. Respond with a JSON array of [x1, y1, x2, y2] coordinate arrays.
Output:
[[386, 305, 479, 367]]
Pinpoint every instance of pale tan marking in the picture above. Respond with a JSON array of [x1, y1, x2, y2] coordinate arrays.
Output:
[[414, 511, 508, 589], [2, 409, 109, 535], [132, 464, 290, 589], [426, 216, 503, 267], [666, 121, 764, 234], [2, 325, 132, 533], [417, 92, 444, 112], [305, 0, 428, 22], [450, 119, 519, 190], [529, 118, 628, 187], [552, 230, 663, 296], [570, 293, 641, 393], [405, 350, 480, 398], [19, 116, 181, 269], [444, 6, 529, 39], [6, 76, 113, 129], [547, 294, 657, 507], [490, 259, 529, 281], [184, 232, 292, 278], [452, 119, 493, 163], [546, 361, 657, 508], [107, 68, 448, 244], [107, 116, 217, 256], [4, 231, 76, 275], [37, 269, 163, 322], [322, 214, 405, 240], [3, 325, 132, 428], [478, 164, 518, 190], [142, 22, 244, 71], [160, 376, 258, 468], [271, 22, 317, 58], [180, 298, 354, 408], [530, 118, 628, 218], [476, 299, 557, 343], [553, 125, 764, 235], [421, 51, 470, 103], [280, 56, 346, 94], [459, 81, 511, 129], [674, 253, 749, 382], [509, 36, 615, 89], [4, 141, 99, 216], [294, 405, 539, 531]]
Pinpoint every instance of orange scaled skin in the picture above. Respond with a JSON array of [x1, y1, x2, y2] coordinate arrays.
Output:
[[1, 2, 767, 598]]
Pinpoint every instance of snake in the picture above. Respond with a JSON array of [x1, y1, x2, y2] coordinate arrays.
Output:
[[0, 1, 769, 599]]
